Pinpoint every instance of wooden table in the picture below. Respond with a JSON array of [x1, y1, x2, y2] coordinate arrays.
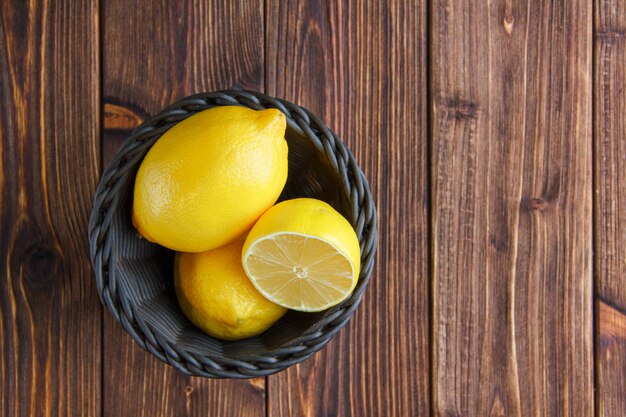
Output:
[[1, 0, 625, 416]]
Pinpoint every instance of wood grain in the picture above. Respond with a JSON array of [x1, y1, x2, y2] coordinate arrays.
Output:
[[597, 301, 626, 415], [594, 1, 626, 415], [0, 1, 101, 416], [266, 1, 430, 415], [431, 1, 593, 415], [101, 1, 266, 416], [103, 0, 264, 114], [1, 1, 614, 415]]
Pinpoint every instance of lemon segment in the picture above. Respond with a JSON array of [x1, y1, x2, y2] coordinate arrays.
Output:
[[242, 198, 361, 312]]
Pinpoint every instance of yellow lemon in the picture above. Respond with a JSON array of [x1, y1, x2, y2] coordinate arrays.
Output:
[[175, 237, 287, 341], [133, 106, 288, 252], [242, 198, 361, 312]]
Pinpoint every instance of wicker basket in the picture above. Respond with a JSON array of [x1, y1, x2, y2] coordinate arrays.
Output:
[[88, 90, 377, 378]]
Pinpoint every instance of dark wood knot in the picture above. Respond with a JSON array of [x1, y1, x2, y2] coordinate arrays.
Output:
[[490, 234, 509, 252], [503, 14, 514, 35], [103, 98, 149, 131], [436, 96, 480, 120], [529, 197, 547, 211], [521, 196, 549, 212], [21, 243, 63, 289]]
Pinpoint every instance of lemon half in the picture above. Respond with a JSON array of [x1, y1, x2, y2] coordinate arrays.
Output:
[[242, 198, 361, 312]]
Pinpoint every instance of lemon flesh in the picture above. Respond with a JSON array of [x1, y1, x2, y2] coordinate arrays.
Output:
[[133, 106, 288, 252], [242, 198, 361, 312], [175, 237, 287, 341]]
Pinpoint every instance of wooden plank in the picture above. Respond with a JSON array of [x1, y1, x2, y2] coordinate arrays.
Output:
[[597, 301, 626, 415], [101, 1, 266, 416], [431, 1, 593, 415], [594, 1, 626, 415], [266, 1, 430, 415], [0, 1, 101, 417]]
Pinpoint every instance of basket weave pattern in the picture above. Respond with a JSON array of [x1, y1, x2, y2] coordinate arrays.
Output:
[[89, 90, 377, 378]]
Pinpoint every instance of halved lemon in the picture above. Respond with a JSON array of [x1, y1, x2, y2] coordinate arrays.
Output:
[[242, 198, 361, 312]]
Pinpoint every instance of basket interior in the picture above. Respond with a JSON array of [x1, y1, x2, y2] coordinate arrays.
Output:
[[109, 123, 354, 360]]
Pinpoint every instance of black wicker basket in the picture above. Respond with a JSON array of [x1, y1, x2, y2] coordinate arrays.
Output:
[[88, 90, 377, 378]]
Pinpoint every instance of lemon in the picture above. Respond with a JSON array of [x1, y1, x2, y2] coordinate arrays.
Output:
[[132, 106, 288, 252], [242, 198, 361, 312], [174, 237, 287, 341]]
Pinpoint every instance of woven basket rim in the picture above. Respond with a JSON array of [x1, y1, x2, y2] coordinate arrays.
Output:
[[88, 90, 377, 378]]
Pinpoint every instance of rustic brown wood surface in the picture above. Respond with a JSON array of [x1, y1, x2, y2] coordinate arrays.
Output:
[[1, 0, 624, 416], [265, 1, 430, 416], [594, 1, 626, 416], [100, 1, 266, 416], [0, 1, 102, 417], [431, 1, 594, 415]]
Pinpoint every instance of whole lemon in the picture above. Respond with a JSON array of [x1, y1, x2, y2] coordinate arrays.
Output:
[[132, 106, 288, 252], [174, 237, 287, 341]]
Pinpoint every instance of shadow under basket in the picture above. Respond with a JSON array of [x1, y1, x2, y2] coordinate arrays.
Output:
[[88, 90, 377, 378]]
